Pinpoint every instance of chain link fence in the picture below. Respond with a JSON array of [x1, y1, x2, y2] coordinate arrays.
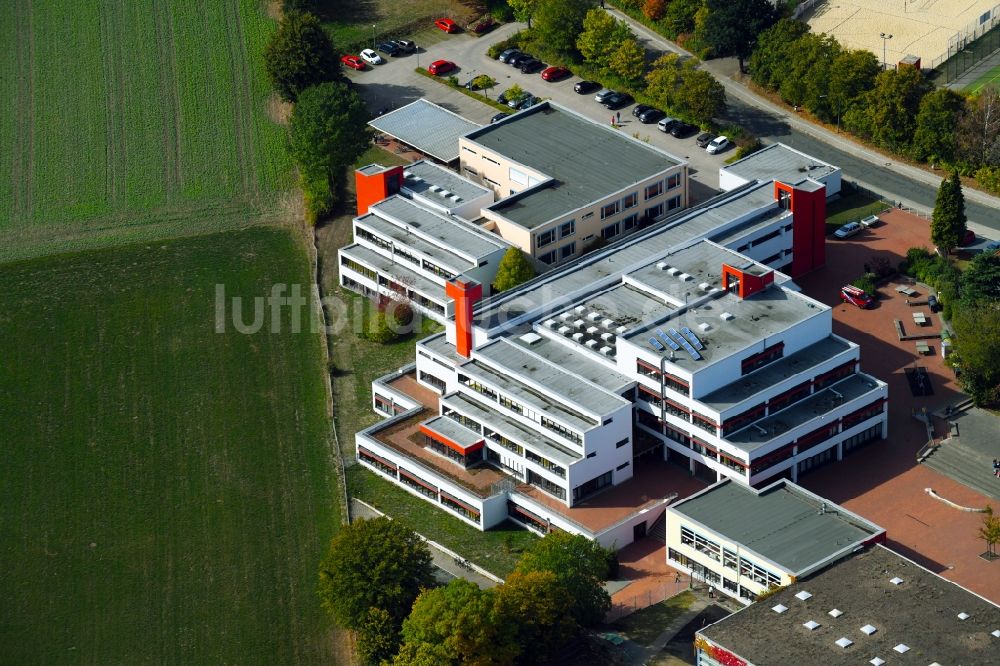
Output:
[[930, 4, 1000, 84]]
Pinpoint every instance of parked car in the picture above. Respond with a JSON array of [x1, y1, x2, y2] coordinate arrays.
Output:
[[960, 229, 977, 246], [392, 39, 416, 53], [498, 48, 522, 63], [470, 16, 495, 34], [860, 214, 880, 228], [594, 88, 616, 103], [840, 285, 875, 309], [520, 58, 544, 74], [574, 80, 600, 94], [340, 54, 365, 71], [435, 17, 459, 33], [376, 42, 400, 57], [670, 122, 696, 138], [490, 112, 509, 124], [706, 136, 730, 154], [602, 92, 633, 109], [541, 66, 570, 81], [637, 107, 665, 124], [695, 132, 714, 147], [985, 239, 1000, 252], [657, 117, 678, 133], [514, 94, 539, 110], [509, 52, 534, 67], [427, 59, 455, 75], [927, 294, 940, 312], [360, 49, 384, 65], [632, 104, 653, 118], [834, 221, 863, 239], [507, 91, 534, 108]]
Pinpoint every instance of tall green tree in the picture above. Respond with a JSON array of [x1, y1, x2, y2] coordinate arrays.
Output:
[[844, 67, 932, 152], [317, 517, 435, 630], [749, 19, 810, 90], [980, 507, 1000, 558], [577, 9, 632, 68], [534, 0, 596, 58], [955, 85, 1000, 168], [289, 81, 370, 222], [645, 53, 686, 110], [911, 88, 966, 164], [507, 0, 540, 26], [264, 11, 340, 102], [494, 248, 536, 292], [677, 68, 726, 125], [950, 305, 1000, 406], [930, 171, 967, 255], [701, 0, 778, 72], [776, 33, 839, 111], [662, 0, 702, 39], [493, 571, 579, 664], [826, 48, 880, 126], [960, 252, 1000, 303], [609, 38, 646, 84], [357, 607, 401, 666], [515, 532, 613, 626]]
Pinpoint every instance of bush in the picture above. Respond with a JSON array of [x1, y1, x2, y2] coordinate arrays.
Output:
[[263, 12, 340, 102], [852, 273, 877, 296], [975, 165, 1000, 194], [487, 31, 529, 59], [732, 137, 763, 160]]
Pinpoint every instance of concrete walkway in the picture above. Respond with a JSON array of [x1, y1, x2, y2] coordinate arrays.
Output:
[[618, 597, 710, 666]]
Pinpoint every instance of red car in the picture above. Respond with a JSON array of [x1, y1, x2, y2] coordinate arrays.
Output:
[[428, 60, 455, 76], [341, 54, 365, 71], [435, 17, 458, 33], [840, 285, 875, 309], [541, 66, 570, 81], [960, 229, 976, 246]]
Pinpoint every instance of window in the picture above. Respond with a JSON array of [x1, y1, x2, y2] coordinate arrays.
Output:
[[741, 342, 785, 375], [537, 228, 556, 248], [667, 195, 682, 211], [560, 220, 575, 238], [483, 155, 500, 166], [538, 250, 557, 265], [646, 203, 663, 219], [616, 461, 630, 471], [667, 173, 681, 189], [602, 222, 620, 240], [464, 166, 478, 176], [462, 146, 477, 154], [560, 242, 576, 260], [540, 417, 581, 444], [500, 395, 524, 415], [601, 201, 620, 219], [616, 437, 629, 448], [723, 548, 738, 571], [751, 229, 782, 247], [586, 451, 596, 458], [509, 166, 528, 185], [645, 181, 663, 199], [622, 192, 638, 209], [623, 213, 639, 231]]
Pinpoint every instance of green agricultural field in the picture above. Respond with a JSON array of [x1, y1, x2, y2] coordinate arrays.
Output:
[[0, 0, 293, 262], [0, 227, 340, 664]]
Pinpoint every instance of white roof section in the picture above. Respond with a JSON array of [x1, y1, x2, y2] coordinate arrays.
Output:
[[401, 159, 492, 211], [369, 99, 480, 163], [722, 143, 838, 187]]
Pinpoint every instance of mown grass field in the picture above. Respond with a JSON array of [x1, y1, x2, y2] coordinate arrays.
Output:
[[0, 0, 293, 262], [0, 228, 340, 664]]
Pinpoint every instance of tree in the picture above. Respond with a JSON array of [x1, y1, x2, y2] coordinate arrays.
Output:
[[845, 67, 932, 152], [961, 251, 1000, 303], [577, 9, 632, 68], [289, 82, 369, 222], [507, 0, 540, 26], [515, 532, 613, 626], [911, 89, 965, 164], [318, 517, 435, 630], [472, 74, 496, 94], [748, 19, 810, 90], [534, 0, 596, 58], [676, 68, 726, 125], [950, 305, 1000, 406], [264, 11, 340, 102], [701, 0, 778, 72], [979, 506, 1000, 559], [826, 48, 880, 127], [662, 0, 703, 39], [357, 607, 401, 666], [955, 85, 1000, 168], [645, 53, 686, 110], [493, 571, 579, 664], [493, 248, 536, 292], [609, 39, 646, 84], [931, 172, 967, 255], [643, 0, 667, 21]]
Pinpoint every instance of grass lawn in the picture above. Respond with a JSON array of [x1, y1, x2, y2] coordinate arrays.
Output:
[[608, 590, 696, 645], [346, 466, 536, 577], [0, 227, 340, 665], [0, 0, 293, 262], [965, 61, 1000, 93], [324, 0, 479, 52], [825, 191, 890, 231]]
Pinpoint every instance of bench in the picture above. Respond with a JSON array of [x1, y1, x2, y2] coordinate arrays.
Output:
[[916, 341, 931, 355], [894, 319, 905, 339], [912, 312, 928, 326]]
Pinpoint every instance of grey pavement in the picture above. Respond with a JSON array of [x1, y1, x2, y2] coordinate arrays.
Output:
[[924, 408, 1000, 501], [946, 46, 1000, 90]]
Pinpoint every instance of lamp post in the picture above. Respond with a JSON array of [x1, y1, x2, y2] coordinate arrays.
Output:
[[372, 24, 376, 49], [880, 32, 893, 71]]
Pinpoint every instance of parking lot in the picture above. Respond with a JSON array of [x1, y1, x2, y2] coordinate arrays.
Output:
[[343, 22, 727, 203]]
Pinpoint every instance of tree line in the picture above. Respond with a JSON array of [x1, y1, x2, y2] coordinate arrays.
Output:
[[319, 517, 617, 665]]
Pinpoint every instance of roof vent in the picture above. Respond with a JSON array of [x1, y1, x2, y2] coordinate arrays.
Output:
[[572, 332, 584, 342], [575, 305, 586, 314], [803, 620, 820, 631], [835, 637, 853, 648], [667, 267, 680, 276], [574, 319, 586, 328], [892, 644, 909, 654], [698, 322, 712, 333], [828, 609, 843, 618], [588, 311, 601, 321], [601, 318, 615, 328], [860, 624, 877, 635], [795, 591, 812, 601], [599, 346, 614, 356], [557, 326, 571, 335], [616, 326, 627, 335], [678, 272, 693, 281], [889, 577, 904, 585], [601, 332, 614, 342], [560, 312, 573, 320], [992, 629, 1000, 637], [957, 612, 970, 620], [869, 659, 885, 666], [656, 261, 669, 270], [520, 332, 542, 345], [543, 319, 556, 328], [586, 326, 599, 335], [699, 282, 711, 291], [585, 339, 598, 349], [430, 185, 442, 192], [772, 604, 788, 614], [720, 312, 735, 321]]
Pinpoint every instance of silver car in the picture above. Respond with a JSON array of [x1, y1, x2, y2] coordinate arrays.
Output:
[[594, 89, 616, 103]]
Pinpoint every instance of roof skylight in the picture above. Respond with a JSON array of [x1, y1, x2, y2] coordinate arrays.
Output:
[[860, 624, 877, 635], [795, 591, 812, 601], [835, 637, 853, 648]]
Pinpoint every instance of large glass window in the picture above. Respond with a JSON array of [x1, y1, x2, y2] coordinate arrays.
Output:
[[646, 203, 663, 219], [560, 220, 576, 238], [601, 201, 620, 219], [537, 228, 556, 248], [622, 192, 638, 209], [602, 222, 620, 240], [645, 181, 664, 199], [560, 242, 576, 260], [538, 250, 557, 265]]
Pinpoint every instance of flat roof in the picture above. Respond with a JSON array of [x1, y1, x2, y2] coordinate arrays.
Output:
[[420, 415, 483, 448], [340, 244, 443, 302], [727, 373, 884, 453], [369, 99, 480, 163], [699, 545, 1000, 666], [402, 159, 492, 212], [467, 102, 683, 230], [671, 479, 882, 574], [508, 330, 634, 394], [722, 143, 838, 187], [701, 337, 854, 411]]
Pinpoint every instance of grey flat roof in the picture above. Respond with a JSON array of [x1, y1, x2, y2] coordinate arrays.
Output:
[[402, 160, 492, 210], [441, 392, 580, 464], [508, 330, 634, 394], [727, 373, 883, 453], [419, 332, 466, 365], [701, 337, 854, 411], [368, 196, 505, 265], [369, 99, 480, 163], [340, 244, 443, 302], [709, 206, 791, 247], [672, 479, 882, 573], [700, 545, 1000, 666], [468, 102, 682, 230], [421, 415, 483, 448], [722, 143, 837, 187], [474, 183, 783, 330]]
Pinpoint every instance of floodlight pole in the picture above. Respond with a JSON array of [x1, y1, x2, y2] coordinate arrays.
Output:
[[880, 33, 893, 71]]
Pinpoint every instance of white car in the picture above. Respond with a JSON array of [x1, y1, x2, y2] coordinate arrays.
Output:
[[860, 214, 880, 228], [360, 49, 384, 65], [834, 221, 863, 239], [706, 136, 730, 154]]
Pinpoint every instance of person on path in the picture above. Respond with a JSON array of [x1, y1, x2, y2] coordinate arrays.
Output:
[[610, 114, 615, 126], [616, 110, 621, 124], [993, 459, 1000, 478]]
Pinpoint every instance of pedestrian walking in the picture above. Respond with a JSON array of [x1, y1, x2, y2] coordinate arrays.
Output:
[[616, 110, 621, 124], [993, 459, 1000, 478], [610, 114, 615, 126]]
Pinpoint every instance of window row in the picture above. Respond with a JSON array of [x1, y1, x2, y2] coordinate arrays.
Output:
[[680, 525, 721, 562]]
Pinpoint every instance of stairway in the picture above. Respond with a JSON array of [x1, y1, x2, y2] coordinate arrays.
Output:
[[647, 512, 667, 542], [923, 440, 1000, 502]]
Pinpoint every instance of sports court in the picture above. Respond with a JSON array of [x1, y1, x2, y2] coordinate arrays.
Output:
[[804, 0, 999, 67]]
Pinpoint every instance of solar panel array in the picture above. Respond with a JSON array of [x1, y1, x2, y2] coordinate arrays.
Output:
[[648, 337, 665, 352], [657, 329, 680, 351], [680, 326, 704, 350], [668, 327, 702, 361]]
